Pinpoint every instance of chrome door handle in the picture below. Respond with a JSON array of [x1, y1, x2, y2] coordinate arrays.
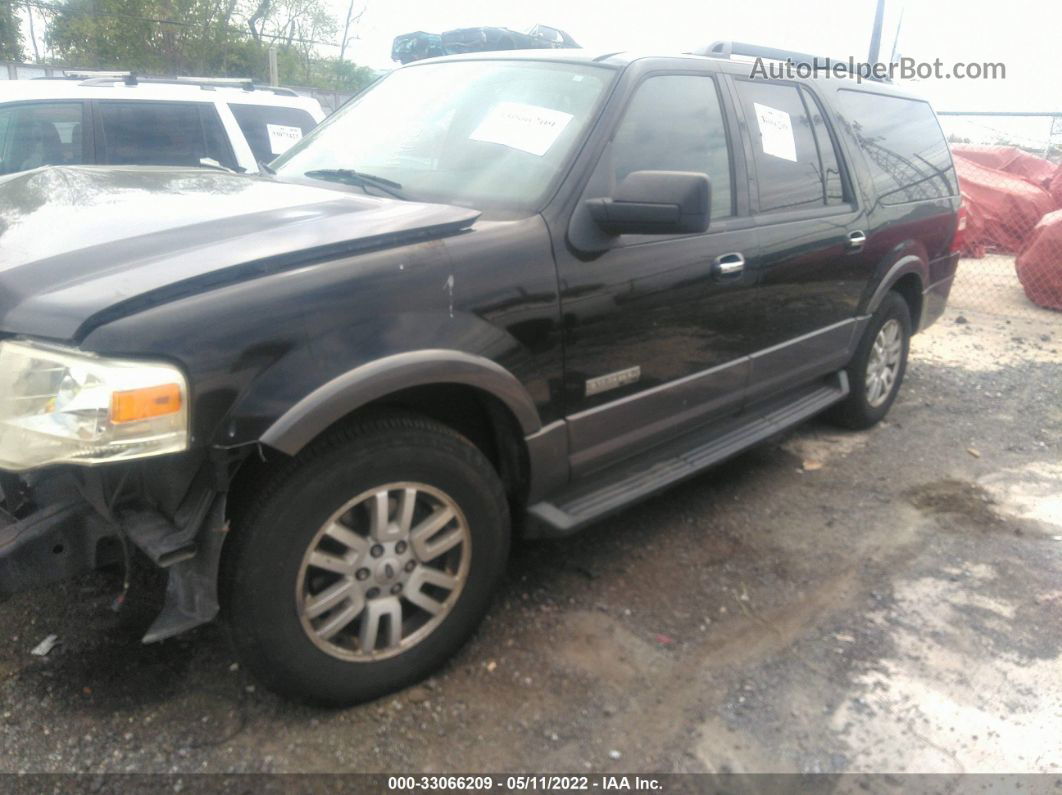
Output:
[[847, 230, 867, 250], [713, 252, 745, 277]]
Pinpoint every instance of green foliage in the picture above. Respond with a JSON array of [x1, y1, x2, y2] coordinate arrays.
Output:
[[1, 2, 25, 61], [38, 0, 370, 91], [308, 56, 378, 93]]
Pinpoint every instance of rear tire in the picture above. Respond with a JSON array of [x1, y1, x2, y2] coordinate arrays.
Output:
[[829, 291, 912, 430], [223, 412, 510, 706]]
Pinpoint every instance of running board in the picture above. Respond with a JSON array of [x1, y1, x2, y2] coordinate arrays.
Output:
[[526, 372, 848, 536]]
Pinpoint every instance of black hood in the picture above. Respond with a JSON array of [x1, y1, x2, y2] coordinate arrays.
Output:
[[0, 166, 480, 341]]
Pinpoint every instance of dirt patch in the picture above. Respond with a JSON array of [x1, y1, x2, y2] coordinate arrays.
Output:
[[781, 427, 871, 470], [549, 610, 668, 686], [906, 479, 1001, 529]]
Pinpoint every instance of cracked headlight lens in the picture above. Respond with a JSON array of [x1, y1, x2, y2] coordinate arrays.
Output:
[[0, 340, 188, 470]]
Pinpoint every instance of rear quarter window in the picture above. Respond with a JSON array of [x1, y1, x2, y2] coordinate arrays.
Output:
[[228, 104, 318, 163], [836, 90, 956, 205]]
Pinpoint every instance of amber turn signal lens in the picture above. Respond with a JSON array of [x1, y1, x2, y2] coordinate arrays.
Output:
[[111, 384, 182, 424]]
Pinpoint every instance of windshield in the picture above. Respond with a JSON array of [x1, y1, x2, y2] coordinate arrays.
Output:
[[273, 60, 613, 213]]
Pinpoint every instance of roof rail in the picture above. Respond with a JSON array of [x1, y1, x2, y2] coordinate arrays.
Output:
[[71, 71, 299, 96], [63, 69, 134, 80], [693, 40, 892, 83]]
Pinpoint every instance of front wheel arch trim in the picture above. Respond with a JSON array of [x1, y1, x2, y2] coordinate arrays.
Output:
[[258, 350, 543, 457]]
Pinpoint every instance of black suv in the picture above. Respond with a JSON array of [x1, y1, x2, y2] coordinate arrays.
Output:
[[0, 45, 961, 705]]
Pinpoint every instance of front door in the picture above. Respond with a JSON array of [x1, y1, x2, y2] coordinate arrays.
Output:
[[551, 69, 760, 477]]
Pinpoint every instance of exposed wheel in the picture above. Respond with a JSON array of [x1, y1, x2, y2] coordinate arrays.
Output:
[[223, 413, 510, 705], [829, 290, 912, 430]]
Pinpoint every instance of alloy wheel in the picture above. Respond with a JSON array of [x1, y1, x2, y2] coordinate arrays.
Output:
[[865, 318, 903, 408], [295, 482, 471, 661]]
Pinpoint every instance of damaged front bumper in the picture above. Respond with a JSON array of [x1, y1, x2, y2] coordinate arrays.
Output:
[[0, 472, 121, 597], [0, 461, 230, 643]]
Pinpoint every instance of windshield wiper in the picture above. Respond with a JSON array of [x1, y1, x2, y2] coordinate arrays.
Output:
[[303, 168, 407, 200], [196, 158, 239, 173], [258, 160, 277, 175]]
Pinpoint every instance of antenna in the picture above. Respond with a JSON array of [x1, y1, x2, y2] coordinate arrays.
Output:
[[890, 6, 905, 64]]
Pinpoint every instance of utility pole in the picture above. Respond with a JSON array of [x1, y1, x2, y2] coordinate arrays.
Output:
[[268, 44, 279, 86], [867, 0, 886, 64]]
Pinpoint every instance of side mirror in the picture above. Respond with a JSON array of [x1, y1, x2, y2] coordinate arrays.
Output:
[[585, 170, 711, 236]]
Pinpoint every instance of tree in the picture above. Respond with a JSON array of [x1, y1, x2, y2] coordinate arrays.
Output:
[[247, 0, 338, 84], [44, 0, 368, 91], [0, 2, 25, 61], [309, 56, 376, 93]]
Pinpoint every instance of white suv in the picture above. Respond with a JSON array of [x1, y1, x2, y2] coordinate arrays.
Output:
[[0, 74, 325, 176]]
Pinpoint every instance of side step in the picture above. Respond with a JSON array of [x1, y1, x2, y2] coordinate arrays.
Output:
[[526, 372, 848, 536]]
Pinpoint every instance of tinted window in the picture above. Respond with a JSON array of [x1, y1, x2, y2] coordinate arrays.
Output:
[[229, 104, 317, 164], [736, 81, 843, 213], [611, 75, 733, 220], [0, 102, 86, 175], [97, 101, 236, 169], [837, 90, 955, 204]]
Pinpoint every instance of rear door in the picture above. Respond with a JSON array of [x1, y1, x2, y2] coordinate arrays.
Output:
[[729, 78, 875, 402]]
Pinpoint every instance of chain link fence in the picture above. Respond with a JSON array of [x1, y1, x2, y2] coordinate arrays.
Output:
[[939, 112, 1062, 319]]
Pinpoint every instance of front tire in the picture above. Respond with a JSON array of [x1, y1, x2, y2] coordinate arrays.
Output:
[[829, 291, 912, 430], [223, 413, 510, 706]]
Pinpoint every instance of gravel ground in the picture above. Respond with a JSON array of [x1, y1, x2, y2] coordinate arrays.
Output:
[[0, 304, 1059, 776]]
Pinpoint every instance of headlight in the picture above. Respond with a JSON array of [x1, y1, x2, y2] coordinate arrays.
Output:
[[0, 340, 188, 470]]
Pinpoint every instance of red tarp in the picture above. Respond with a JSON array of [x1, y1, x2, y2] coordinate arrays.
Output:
[[951, 144, 1059, 189], [1050, 170, 1062, 208], [949, 144, 1062, 310], [951, 153, 1057, 255], [1015, 209, 1062, 311]]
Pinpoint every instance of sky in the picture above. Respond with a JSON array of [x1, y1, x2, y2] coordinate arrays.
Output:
[[15, 0, 1061, 146], [333, 0, 1060, 148]]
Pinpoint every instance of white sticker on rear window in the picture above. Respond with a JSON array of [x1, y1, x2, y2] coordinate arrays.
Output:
[[753, 102, 797, 162], [266, 123, 303, 155], [469, 102, 573, 157]]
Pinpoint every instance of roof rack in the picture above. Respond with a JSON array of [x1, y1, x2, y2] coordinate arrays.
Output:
[[63, 69, 134, 80], [693, 40, 892, 83], [64, 70, 298, 96]]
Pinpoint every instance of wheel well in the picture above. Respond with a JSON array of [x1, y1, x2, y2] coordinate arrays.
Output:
[[368, 383, 529, 501], [891, 273, 923, 331], [228, 383, 530, 522]]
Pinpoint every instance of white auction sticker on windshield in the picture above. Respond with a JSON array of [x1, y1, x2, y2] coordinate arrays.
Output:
[[469, 102, 573, 156], [266, 124, 303, 155], [753, 102, 797, 162]]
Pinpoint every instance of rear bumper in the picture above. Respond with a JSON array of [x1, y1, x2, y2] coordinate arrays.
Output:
[[920, 273, 955, 332], [919, 250, 960, 332]]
